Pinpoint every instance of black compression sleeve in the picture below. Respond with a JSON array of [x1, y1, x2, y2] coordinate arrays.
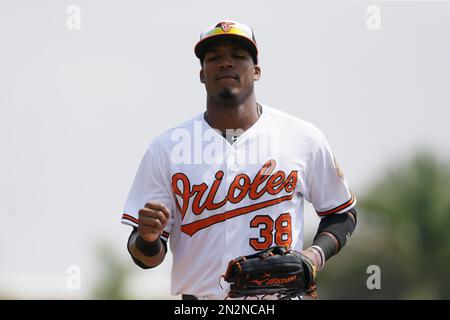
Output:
[[312, 233, 338, 260], [312, 208, 357, 260]]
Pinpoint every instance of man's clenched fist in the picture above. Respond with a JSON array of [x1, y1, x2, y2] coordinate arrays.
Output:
[[138, 202, 170, 242]]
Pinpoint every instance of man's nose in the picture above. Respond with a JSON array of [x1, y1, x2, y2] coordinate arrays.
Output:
[[218, 55, 234, 68]]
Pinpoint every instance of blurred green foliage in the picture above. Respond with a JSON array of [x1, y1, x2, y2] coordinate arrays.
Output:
[[317, 151, 450, 299], [92, 242, 132, 300]]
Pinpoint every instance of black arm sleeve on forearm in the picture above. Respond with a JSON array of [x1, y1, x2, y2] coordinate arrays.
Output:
[[312, 208, 357, 260], [127, 227, 167, 269]]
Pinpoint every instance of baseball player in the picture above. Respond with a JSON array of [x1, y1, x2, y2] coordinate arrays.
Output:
[[121, 20, 357, 300]]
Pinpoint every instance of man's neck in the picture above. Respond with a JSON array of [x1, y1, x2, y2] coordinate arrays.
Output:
[[205, 95, 260, 134]]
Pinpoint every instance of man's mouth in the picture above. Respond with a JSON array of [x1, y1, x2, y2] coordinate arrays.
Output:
[[216, 72, 239, 81]]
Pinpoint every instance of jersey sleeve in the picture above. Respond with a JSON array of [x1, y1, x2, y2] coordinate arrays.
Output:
[[121, 142, 174, 242], [303, 130, 356, 217]]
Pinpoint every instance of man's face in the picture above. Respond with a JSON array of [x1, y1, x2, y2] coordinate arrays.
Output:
[[200, 40, 261, 102]]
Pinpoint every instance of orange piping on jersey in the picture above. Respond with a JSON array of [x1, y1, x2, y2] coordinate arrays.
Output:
[[122, 214, 139, 224], [162, 231, 170, 238], [316, 194, 356, 217], [180, 194, 294, 236]]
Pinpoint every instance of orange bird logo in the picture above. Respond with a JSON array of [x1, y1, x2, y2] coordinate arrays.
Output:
[[218, 22, 235, 32]]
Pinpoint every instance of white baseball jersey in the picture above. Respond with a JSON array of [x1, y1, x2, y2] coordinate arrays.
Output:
[[121, 104, 356, 299]]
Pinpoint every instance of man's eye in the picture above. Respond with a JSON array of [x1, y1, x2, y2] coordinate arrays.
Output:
[[233, 55, 245, 59], [206, 56, 219, 61]]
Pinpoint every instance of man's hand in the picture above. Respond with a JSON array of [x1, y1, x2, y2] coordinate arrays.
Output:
[[138, 202, 170, 242]]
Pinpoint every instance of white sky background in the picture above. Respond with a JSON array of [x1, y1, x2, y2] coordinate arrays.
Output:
[[0, 0, 449, 299]]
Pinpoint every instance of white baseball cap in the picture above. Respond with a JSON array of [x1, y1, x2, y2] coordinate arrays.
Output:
[[194, 20, 258, 64]]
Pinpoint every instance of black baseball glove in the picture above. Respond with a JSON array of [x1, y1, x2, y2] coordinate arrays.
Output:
[[222, 245, 318, 299]]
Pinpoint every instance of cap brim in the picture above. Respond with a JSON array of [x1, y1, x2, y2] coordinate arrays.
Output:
[[194, 34, 258, 62]]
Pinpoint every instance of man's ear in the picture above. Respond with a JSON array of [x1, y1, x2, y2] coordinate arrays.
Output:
[[200, 69, 205, 84], [254, 65, 261, 81]]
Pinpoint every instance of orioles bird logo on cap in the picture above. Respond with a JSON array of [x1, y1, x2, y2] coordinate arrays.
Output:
[[217, 21, 235, 32]]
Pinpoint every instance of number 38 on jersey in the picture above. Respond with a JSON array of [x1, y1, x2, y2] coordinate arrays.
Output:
[[249, 213, 292, 250]]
